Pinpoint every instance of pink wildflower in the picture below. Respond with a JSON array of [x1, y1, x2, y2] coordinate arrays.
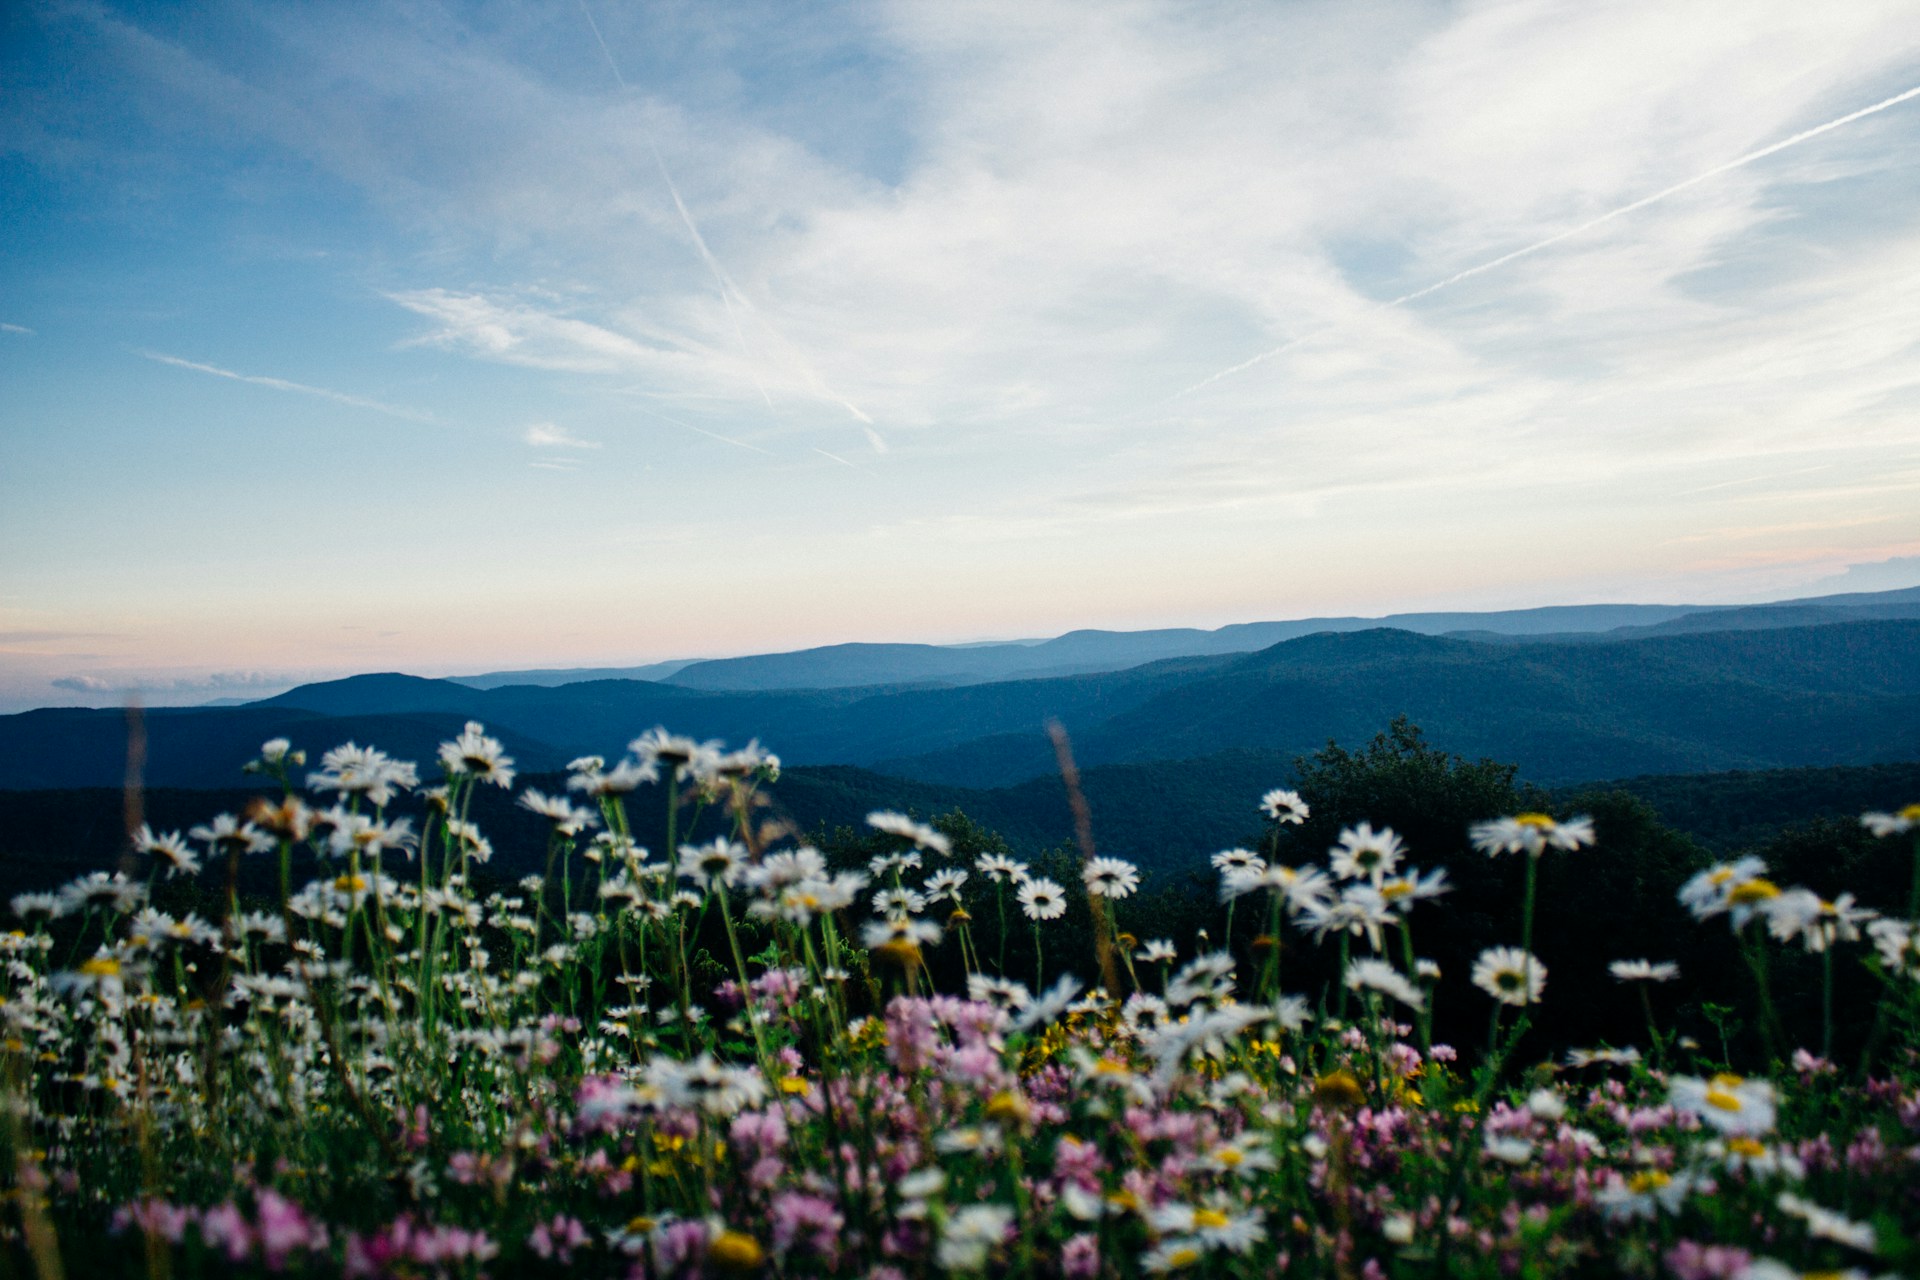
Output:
[[528, 1213, 588, 1263], [770, 1191, 844, 1260], [198, 1202, 252, 1262], [1664, 1239, 1752, 1280]]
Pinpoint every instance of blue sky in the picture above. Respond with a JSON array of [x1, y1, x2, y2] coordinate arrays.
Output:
[[4, 0, 1920, 711]]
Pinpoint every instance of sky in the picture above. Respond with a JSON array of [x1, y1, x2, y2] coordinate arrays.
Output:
[[3, 0, 1920, 712]]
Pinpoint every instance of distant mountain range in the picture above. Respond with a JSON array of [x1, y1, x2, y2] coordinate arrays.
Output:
[[2, 607, 1915, 793], [448, 586, 1920, 691]]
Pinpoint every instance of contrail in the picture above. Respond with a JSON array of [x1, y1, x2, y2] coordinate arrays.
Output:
[[646, 147, 877, 429], [578, 0, 874, 431], [579, 0, 771, 406], [139, 351, 433, 422], [622, 399, 774, 455], [577, 0, 624, 88], [649, 144, 777, 411], [1175, 81, 1920, 400]]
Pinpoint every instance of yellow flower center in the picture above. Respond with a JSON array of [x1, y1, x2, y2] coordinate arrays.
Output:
[[1899, 803, 1920, 821], [1312, 1069, 1366, 1109], [78, 957, 120, 978], [334, 874, 367, 893], [1726, 880, 1779, 905], [1380, 882, 1413, 900], [1704, 1088, 1744, 1112], [985, 1091, 1031, 1125], [1515, 813, 1555, 828], [778, 1076, 809, 1095], [1216, 1148, 1244, 1167], [1627, 1170, 1672, 1194], [1166, 1246, 1203, 1268], [1193, 1208, 1230, 1230], [1727, 1138, 1766, 1157]]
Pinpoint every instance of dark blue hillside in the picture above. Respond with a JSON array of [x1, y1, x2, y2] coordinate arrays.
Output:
[[6, 620, 1916, 791], [882, 622, 1920, 786]]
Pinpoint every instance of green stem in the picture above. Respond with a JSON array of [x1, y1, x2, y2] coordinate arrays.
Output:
[[1858, 830, 1920, 1078], [715, 881, 772, 1073], [1821, 945, 1834, 1062], [1520, 852, 1538, 997], [1741, 931, 1782, 1065], [1399, 916, 1431, 1055], [1639, 984, 1666, 1070], [1259, 893, 1283, 1002], [996, 883, 1009, 976], [1335, 932, 1350, 1022]]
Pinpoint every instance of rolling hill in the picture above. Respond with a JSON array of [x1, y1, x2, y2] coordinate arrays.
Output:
[[444, 585, 1920, 692], [1, 619, 1915, 794]]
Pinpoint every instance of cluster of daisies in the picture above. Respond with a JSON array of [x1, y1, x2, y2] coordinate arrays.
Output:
[[2, 725, 1917, 1279]]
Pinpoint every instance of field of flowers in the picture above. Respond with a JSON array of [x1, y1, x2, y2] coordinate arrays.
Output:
[[2, 722, 1917, 1278]]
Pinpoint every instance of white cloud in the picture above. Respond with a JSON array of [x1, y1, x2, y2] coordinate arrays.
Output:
[[1, 323, 33, 336], [524, 422, 600, 449], [13, 0, 1920, 661], [1799, 555, 1920, 594], [52, 670, 292, 695]]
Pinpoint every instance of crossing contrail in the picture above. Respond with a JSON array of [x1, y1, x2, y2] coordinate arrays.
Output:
[[579, 0, 877, 433], [1173, 81, 1920, 400]]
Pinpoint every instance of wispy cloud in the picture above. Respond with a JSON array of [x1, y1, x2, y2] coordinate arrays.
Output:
[[8, 0, 1920, 666], [524, 422, 600, 449], [51, 669, 290, 695], [1, 323, 34, 336], [139, 351, 433, 422], [1174, 80, 1920, 399]]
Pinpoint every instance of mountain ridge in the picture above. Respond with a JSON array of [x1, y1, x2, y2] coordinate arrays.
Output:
[[5, 618, 1917, 793]]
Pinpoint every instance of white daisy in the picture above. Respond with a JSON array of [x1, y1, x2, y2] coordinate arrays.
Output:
[[677, 838, 748, 889], [866, 810, 953, 857], [438, 721, 515, 788], [1344, 958, 1425, 1010], [1082, 857, 1140, 899], [1670, 1073, 1777, 1135], [1210, 847, 1264, 874], [1678, 856, 1768, 919], [1017, 877, 1068, 921], [1472, 947, 1546, 1006], [1861, 803, 1920, 837], [1609, 959, 1680, 982], [1260, 789, 1309, 824], [1329, 823, 1405, 883], [975, 853, 1028, 883], [1469, 812, 1595, 858]]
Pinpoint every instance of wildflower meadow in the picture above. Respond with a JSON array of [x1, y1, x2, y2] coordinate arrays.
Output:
[[3, 723, 1918, 1278]]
